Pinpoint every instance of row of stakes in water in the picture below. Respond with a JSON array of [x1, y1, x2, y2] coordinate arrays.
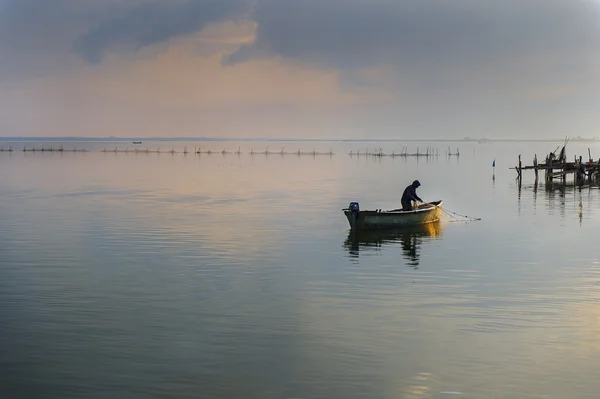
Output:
[[0, 145, 89, 152], [3, 146, 342, 155], [103, 147, 336, 155], [0, 145, 334, 155], [1, 145, 459, 157], [195, 147, 335, 155], [349, 147, 459, 157]]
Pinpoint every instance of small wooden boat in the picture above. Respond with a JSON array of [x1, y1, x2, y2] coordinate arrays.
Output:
[[343, 200, 443, 230], [133, 141, 142, 144]]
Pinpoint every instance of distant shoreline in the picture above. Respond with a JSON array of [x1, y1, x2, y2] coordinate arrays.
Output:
[[1, 137, 599, 143]]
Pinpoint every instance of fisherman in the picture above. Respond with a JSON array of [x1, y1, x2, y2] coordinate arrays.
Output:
[[401, 180, 423, 211]]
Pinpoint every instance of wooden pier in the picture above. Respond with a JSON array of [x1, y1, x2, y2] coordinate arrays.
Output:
[[512, 143, 600, 186]]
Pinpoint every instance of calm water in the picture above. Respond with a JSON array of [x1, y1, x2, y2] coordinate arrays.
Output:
[[1, 140, 599, 398]]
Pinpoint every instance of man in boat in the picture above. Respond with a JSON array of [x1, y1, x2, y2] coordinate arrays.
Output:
[[401, 180, 423, 211]]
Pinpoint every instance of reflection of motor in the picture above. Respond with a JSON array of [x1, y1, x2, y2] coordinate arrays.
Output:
[[348, 202, 360, 229]]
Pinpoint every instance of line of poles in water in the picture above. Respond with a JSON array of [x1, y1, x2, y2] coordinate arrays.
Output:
[[0, 145, 461, 157], [349, 147, 460, 157], [1, 145, 88, 152]]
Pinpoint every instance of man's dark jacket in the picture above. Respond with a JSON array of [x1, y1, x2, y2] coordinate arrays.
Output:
[[401, 181, 422, 209]]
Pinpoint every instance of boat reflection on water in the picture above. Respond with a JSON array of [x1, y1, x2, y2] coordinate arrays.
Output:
[[344, 221, 443, 267]]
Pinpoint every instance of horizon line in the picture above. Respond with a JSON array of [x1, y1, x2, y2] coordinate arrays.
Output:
[[1, 136, 599, 143]]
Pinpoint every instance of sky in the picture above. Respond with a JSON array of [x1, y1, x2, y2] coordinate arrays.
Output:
[[1, 0, 600, 140]]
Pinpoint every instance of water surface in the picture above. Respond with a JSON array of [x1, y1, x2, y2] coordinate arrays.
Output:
[[1, 140, 599, 398]]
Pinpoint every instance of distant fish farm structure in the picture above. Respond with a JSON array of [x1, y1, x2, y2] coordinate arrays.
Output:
[[0, 145, 464, 159], [349, 146, 459, 158], [512, 140, 600, 187], [0, 145, 336, 156], [101, 146, 190, 154], [194, 146, 335, 156], [22, 145, 88, 152]]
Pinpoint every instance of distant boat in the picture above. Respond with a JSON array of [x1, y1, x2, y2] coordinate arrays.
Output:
[[133, 141, 142, 144], [343, 200, 443, 230]]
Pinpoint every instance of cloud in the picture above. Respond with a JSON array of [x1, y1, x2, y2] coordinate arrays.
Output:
[[222, 0, 600, 137], [0, 20, 376, 138], [232, 0, 600, 68], [226, 0, 600, 101], [73, 0, 249, 63], [2, 0, 600, 138], [0, 0, 148, 77]]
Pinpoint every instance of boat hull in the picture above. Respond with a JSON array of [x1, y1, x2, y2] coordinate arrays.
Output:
[[343, 200, 443, 230]]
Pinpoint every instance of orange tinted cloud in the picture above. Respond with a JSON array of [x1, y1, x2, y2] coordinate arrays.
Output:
[[2, 20, 386, 137]]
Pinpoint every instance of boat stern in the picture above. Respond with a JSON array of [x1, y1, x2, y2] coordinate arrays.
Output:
[[343, 202, 361, 229]]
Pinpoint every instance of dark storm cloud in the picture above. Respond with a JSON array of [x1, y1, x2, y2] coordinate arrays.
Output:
[[74, 0, 249, 63]]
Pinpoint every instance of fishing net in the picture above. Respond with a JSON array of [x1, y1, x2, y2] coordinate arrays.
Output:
[[441, 207, 481, 222]]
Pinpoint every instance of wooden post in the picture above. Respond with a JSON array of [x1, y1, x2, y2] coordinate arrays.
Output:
[[545, 155, 549, 185], [518, 154, 522, 186], [562, 155, 567, 185], [577, 156, 584, 186], [533, 154, 538, 182]]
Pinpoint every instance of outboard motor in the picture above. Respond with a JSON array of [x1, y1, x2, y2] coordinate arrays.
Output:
[[348, 202, 360, 229]]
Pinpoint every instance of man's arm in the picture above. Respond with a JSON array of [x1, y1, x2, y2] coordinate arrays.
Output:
[[410, 187, 422, 202]]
